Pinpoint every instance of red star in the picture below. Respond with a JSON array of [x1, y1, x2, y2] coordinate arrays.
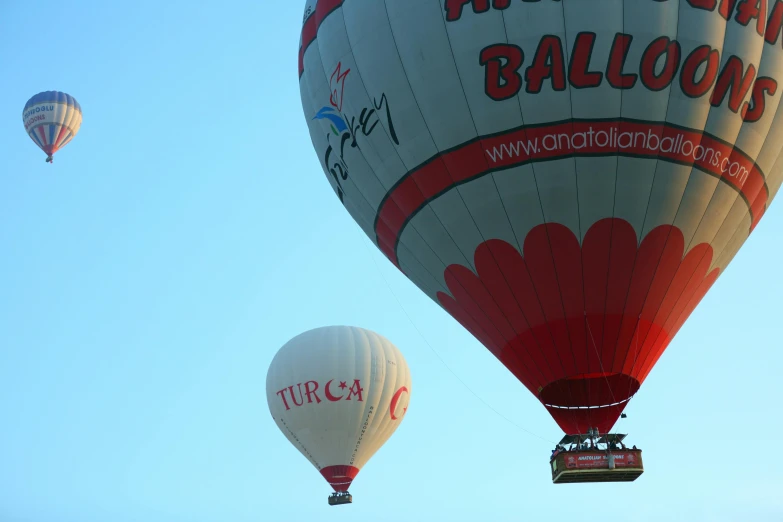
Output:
[[339, 381, 347, 390]]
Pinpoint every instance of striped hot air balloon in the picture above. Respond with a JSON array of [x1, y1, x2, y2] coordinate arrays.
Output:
[[298, 0, 783, 437], [22, 91, 82, 163]]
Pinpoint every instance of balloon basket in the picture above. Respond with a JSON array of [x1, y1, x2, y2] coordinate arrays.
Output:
[[549, 432, 644, 484], [328, 492, 353, 506]]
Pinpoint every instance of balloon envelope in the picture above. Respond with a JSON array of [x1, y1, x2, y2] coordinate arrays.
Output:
[[266, 325, 411, 493], [23, 91, 82, 162], [299, 1, 783, 434]]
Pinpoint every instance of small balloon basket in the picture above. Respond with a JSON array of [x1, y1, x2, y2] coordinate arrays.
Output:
[[549, 432, 644, 484], [328, 491, 353, 506]]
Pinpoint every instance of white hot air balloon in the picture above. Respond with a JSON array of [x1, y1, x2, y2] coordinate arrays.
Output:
[[298, 0, 783, 479], [266, 325, 412, 506]]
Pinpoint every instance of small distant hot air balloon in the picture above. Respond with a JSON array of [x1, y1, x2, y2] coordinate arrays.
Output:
[[266, 325, 411, 506], [22, 91, 82, 163]]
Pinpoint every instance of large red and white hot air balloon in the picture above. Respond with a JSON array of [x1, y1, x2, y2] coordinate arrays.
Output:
[[266, 326, 411, 505], [298, 0, 783, 438]]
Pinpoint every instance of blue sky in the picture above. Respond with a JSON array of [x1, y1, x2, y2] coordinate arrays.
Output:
[[1, 2, 782, 521]]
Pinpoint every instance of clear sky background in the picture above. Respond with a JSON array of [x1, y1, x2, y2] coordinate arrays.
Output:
[[1, 2, 782, 521]]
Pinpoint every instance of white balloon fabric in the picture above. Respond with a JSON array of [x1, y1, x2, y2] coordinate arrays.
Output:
[[266, 326, 411, 494], [299, 0, 783, 435]]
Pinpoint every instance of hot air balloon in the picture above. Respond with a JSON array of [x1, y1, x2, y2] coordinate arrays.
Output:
[[298, 0, 783, 481], [266, 325, 411, 505], [22, 91, 82, 163]]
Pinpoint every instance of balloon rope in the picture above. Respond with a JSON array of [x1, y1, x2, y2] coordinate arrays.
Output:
[[354, 227, 556, 445], [626, 326, 640, 415]]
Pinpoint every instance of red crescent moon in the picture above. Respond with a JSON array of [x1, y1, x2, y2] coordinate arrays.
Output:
[[389, 386, 409, 420], [324, 379, 343, 402]]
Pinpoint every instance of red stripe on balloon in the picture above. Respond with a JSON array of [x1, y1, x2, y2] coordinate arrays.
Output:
[[54, 125, 69, 148], [50, 125, 69, 155], [374, 119, 769, 267], [298, 0, 344, 78], [36, 126, 48, 146]]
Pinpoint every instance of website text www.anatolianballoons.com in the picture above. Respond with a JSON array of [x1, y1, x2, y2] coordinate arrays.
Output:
[[482, 120, 754, 186], [372, 120, 769, 267]]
